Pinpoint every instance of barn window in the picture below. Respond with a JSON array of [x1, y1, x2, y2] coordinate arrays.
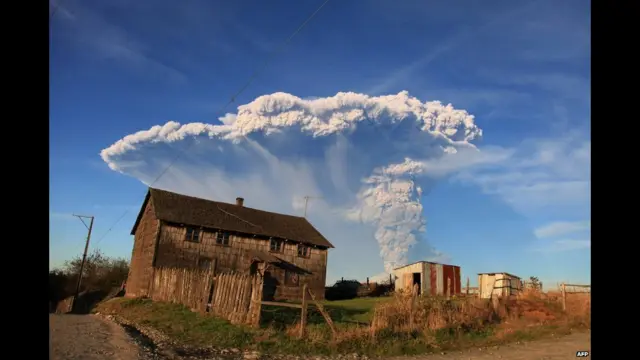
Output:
[[216, 232, 230, 246], [297, 244, 310, 258], [269, 238, 283, 252], [185, 227, 200, 242]]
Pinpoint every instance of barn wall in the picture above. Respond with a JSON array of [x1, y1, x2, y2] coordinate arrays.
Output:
[[395, 262, 462, 296], [126, 198, 160, 298], [153, 223, 328, 301], [392, 262, 423, 294]]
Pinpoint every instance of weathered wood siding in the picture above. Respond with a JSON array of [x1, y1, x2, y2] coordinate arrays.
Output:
[[150, 267, 215, 313], [126, 199, 160, 298], [154, 222, 328, 301]]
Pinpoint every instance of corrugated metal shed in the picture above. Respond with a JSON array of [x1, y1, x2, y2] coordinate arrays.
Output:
[[478, 272, 522, 298], [393, 261, 461, 296]]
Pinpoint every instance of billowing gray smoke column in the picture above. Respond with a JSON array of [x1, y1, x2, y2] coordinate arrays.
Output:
[[100, 91, 484, 276]]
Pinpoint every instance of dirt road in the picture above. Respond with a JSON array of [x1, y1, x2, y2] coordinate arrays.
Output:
[[50, 314, 590, 360], [395, 332, 590, 360], [50, 314, 150, 360]]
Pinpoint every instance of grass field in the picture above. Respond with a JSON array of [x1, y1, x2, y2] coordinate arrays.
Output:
[[95, 291, 590, 356], [261, 296, 393, 326]]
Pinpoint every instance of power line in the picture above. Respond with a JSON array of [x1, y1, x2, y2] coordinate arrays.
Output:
[[92, 0, 333, 247]]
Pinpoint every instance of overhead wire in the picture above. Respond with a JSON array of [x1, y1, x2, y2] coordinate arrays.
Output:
[[91, 0, 332, 249]]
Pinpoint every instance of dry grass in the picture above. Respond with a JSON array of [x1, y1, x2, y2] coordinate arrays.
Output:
[[97, 290, 590, 356]]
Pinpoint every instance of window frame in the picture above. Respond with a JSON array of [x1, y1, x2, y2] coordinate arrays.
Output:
[[216, 231, 231, 246], [297, 244, 311, 258], [185, 226, 201, 243], [269, 237, 283, 253]]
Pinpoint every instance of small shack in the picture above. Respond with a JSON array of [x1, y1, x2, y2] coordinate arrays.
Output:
[[393, 261, 461, 296], [478, 272, 522, 298]]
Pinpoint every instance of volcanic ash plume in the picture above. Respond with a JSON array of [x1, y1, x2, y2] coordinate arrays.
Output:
[[100, 91, 484, 274]]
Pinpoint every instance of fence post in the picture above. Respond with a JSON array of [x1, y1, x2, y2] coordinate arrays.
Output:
[[299, 284, 308, 339], [446, 278, 451, 299], [409, 286, 416, 329], [306, 288, 337, 339], [561, 282, 566, 312], [466, 277, 470, 296]]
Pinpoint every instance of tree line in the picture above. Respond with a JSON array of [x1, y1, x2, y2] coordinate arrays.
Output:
[[49, 250, 129, 311]]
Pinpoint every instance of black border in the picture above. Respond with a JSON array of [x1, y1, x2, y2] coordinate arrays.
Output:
[[36, 0, 619, 357], [592, 0, 635, 354]]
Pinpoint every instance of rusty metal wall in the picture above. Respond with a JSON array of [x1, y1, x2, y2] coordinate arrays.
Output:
[[395, 261, 463, 296], [393, 262, 423, 293], [442, 265, 454, 295], [454, 266, 462, 294]]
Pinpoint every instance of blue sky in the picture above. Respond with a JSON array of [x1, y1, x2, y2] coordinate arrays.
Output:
[[50, 0, 590, 289]]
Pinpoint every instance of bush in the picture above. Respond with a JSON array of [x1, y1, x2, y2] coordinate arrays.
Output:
[[49, 250, 129, 312]]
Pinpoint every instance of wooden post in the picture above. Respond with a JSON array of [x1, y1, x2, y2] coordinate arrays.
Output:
[[71, 215, 94, 313], [306, 288, 337, 339], [299, 284, 308, 338], [466, 277, 470, 296], [446, 277, 451, 299], [561, 282, 567, 311]]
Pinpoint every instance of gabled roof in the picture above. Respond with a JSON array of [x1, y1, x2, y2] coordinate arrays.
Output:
[[131, 188, 334, 248], [478, 272, 521, 279], [393, 260, 459, 271]]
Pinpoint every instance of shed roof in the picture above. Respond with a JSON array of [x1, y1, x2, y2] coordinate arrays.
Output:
[[478, 272, 521, 279], [247, 250, 312, 275], [131, 188, 334, 248], [393, 260, 460, 271]]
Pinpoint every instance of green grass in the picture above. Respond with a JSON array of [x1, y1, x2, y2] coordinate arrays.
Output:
[[259, 296, 391, 328], [96, 297, 584, 356], [323, 297, 393, 322]]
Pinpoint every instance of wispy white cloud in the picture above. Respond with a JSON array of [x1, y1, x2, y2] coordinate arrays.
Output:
[[530, 239, 590, 253], [453, 133, 590, 217], [534, 220, 590, 239], [367, 0, 545, 95], [484, 72, 590, 102], [51, 1, 187, 83]]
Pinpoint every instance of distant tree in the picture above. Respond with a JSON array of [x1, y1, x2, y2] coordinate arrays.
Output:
[[62, 249, 129, 292], [49, 269, 71, 307], [528, 276, 542, 291]]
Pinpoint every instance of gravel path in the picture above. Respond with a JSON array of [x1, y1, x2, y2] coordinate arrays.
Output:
[[50, 314, 154, 360], [50, 314, 589, 360]]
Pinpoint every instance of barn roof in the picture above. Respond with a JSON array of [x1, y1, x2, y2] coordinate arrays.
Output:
[[392, 260, 459, 271], [130, 188, 334, 248]]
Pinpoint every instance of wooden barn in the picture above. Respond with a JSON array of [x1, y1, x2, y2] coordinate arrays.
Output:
[[393, 261, 461, 296], [126, 188, 334, 302]]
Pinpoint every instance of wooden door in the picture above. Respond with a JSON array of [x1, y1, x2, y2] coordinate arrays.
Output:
[[403, 273, 413, 292]]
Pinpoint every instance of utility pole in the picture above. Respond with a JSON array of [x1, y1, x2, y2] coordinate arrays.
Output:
[[71, 214, 94, 312], [303, 196, 322, 218]]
